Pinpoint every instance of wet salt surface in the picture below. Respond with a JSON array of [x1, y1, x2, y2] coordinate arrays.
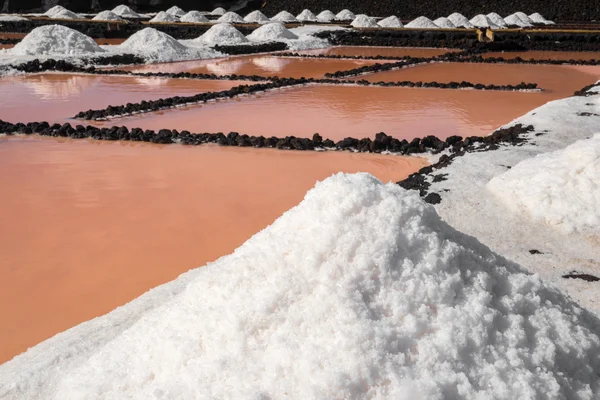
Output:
[[482, 50, 600, 60], [0, 135, 426, 363], [298, 46, 459, 58]]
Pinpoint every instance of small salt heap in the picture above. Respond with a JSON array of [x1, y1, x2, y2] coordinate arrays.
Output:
[[11, 25, 105, 56], [244, 10, 271, 24], [92, 10, 125, 21], [180, 11, 209, 23], [377, 16, 403, 28], [211, 7, 227, 16], [405, 16, 440, 29], [351, 14, 378, 28], [335, 9, 355, 21], [112, 5, 144, 18], [196, 23, 248, 44], [486, 12, 508, 28], [529, 12, 555, 25], [150, 11, 179, 23], [447, 12, 474, 28], [247, 22, 299, 41], [217, 11, 245, 23], [44, 5, 67, 17], [316, 10, 336, 22], [504, 13, 533, 27], [52, 9, 80, 19], [469, 14, 499, 29], [514, 11, 534, 24], [433, 17, 455, 28], [166, 6, 186, 17], [296, 9, 317, 22], [271, 11, 298, 23]]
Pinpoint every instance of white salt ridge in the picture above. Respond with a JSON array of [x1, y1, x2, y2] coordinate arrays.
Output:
[[378, 15, 403, 28], [166, 6, 185, 17], [504, 13, 533, 27], [514, 11, 534, 24], [405, 16, 440, 29], [447, 12, 474, 28], [271, 11, 298, 22], [2, 173, 600, 399], [196, 23, 248, 44], [316, 10, 336, 22], [217, 11, 245, 23], [112, 5, 144, 18], [486, 12, 508, 28], [335, 9, 355, 20], [0, 14, 28, 21], [529, 12, 555, 25], [487, 133, 600, 235], [469, 14, 499, 29], [296, 9, 317, 22], [351, 14, 378, 28], [433, 17, 455, 28], [10, 25, 105, 56], [50, 9, 80, 19], [92, 10, 125, 21], [211, 7, 226, 16], [247, 22, 298, 41], [149, 11, 179, 23], [244, 10, 271, 23], [44, 5, 66, 17], [180, 11, 209, 23]]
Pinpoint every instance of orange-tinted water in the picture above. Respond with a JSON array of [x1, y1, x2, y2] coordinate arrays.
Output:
[[298, 46, 458, 58], [482, 50, 600, 60], [94, 38, 127, 45], [0, 135, 426, 363]]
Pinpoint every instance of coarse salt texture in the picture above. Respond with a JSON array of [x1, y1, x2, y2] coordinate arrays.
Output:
[[271, 11, 298, 22], [335, 9, 355, 20], [504, 13, 533, 27], [432, 17, 455, 29], [469, 14, 499, 29], [149, 11, 179, 23], [44, 5, 66, 17], [92, 10, 125, 22], [296, 9, 317, 21], [244, 10, 271, 24], [165, 6, 185, 17], [0, 173, 599, 399], [111, 5, 144, 18], [217, 11, 245, 23], [316, 10, 336, 22], [514, 11, 534, 24], [529, 12, 555, 25], [378, 15, 403, 28], [180, 11, 209, 23], [247, 22, 298, 41], [405, 16, 440, 29], [211, 7, 226, 16], [447, 12, 474, 28], [50, 9, 80, 19], [487, 133, 600, 235], [351, 14, 378, 28], [486, 12, 508, 28], [196, 23, 248, 45], [10, 25, 105, 56]]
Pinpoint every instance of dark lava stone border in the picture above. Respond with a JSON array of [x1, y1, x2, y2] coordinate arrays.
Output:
[[443, 53, 600, 66], [214, 42, 287, 55], [278, 52, 419, 61], [7, 55, 146, 73], [315, 29, 478, 49], [562, 272, 600, 282]]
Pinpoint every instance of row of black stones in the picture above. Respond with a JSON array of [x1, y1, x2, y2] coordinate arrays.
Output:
[[213, 42, 288, 55], [278, 52, 418, 61], [7, 55, 145, 73]]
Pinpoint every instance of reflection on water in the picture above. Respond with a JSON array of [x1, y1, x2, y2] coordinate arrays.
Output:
[[298, 46, 459, 58], [0, 135, 426, 363]]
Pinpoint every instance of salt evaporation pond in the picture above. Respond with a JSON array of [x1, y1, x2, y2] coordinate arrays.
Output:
[[0, 135, 425, 363], [482, 50, 600, 61], [298, 46, 459, 58]]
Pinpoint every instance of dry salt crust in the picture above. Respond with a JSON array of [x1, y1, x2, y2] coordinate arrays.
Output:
[[316, 10, 336, 22], [469, 14, 500, 29], [44, 5, 66, 17], [149, 11, 179, 23], [9, 25, 105, 56], [504, 13, 533, 28], [296, 9, 317, 22], [351, 14, 378, 28], [111, 5, 144, 19], [336, 9, 355, 20], [211, 7, 227, 16], [180, 11, 209, 23], [246, 22, 298, 41], [432, 17, 455, 29], [447, 12, 474, 28], [405, 16, 440, 29], [92, 10, 125, 22], [514, 11, 534, 24], [217, 11, 245, 23], [271, 11, 298, 22], [529, 12, 555, 25], [0, 14, 28, 21], [427, 82, 600, 313], [49, 9, 80, 19], [486, 12, 508, 28], [193, 23, 248, 45], [165, 6, 186, 17], [244, 10, 271, 24], [1, 173, 600, 399], [378, 15, 403, 28]]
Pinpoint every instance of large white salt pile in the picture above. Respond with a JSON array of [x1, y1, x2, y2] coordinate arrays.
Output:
[[112, 5, 144, 18], [351, 14, 378, 28], [316, 10, 336, 22], [486, 12, 508, 28], [447, 12, 474, 28], [405, 16, 440, 29], [10, 25, 105, 56], [211, 7, 227, 16], [92, 10, 125, 22], [378, 15, 403, 28], [271, 11, 298, 22], [149, 11, 179, 23], [514, 11, 534, 24], [504, 13, 533, 27], [433, 17, 455, 28], [166, 6, 185, 17], [44, 5, 66, 17], [469, 14, 499, 29], [196, 22, 248, 44], [529, 12, 555, 25], [244, 10, 271, 23], [296, 9, 317, 22], [487, 134, 600, 235], [0, 14, 28, 21], [335, 9, 355, 20], [247, 22, 298, 41], [1, 173, 599, 399], [217, 11, 245, 23], [180, 11, 209, 23]]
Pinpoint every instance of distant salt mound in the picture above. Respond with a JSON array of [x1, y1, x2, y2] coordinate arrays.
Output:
[[316, 10, 336, 22], [378, 15, 403, 28], [247, 22, 298, 41], [514, 11, 534, 24], [488, 134, 600, 235], [149, 11, 179, 23], [271, 11, 298, 22], [433, 17, 455, 28], [350, 14, 378, 28], [529, 12, 555, 25], [211, 7, 226, 16], [180, 11, 209, 23], [405, 16, 439, 29], [112, 5, 144, 18], [0, 14, 28, 21], [92, 10, 125, 22], [335, 9, 355, 20], [447, 12, 474, 28], [44, 5, 66, 17], [217, 11, 245, 23], [166, 6, 185, 17], [197, 23, 248, 44], [486, 12, 508, 28], [296, 9, 317, 22], [244, 10, 270, 23], [469, 14, 499, 29], [504, 13, 533, 27], [3, 173, 600, 399], [50, 9, 80, 19], [11, 25, 104, 56]]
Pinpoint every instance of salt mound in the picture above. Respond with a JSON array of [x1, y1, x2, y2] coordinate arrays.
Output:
[[2, 173, 600, 399], [529, 12, 555, 25], [316, 10, 336, 22], [433, 17, 455, 28], [166, 6, 185, 17], [211, 7, 226, 16], [296, 9, 317, 21], [447, 12, 474, 28], [244, 10, 270, 23], [149, 11, 179, 23], [351, 14, 378, 28], [469, 14, 499, 29], [92, 10, 125, 22], [247, 22, 298, 41], [486, 12, 508, 28], [378, 15, 403, 28], [271, 11, 298, 22], [405, 16, 439, 29], [197, 23, 248, 44], [112, 5, 143, 18], [217, 11, 245, 23], [514, 11, 534, 24], [0, 14, 28, 21], [50, 9, 79, 19], [488, 134, 600, 235], [504, 13, 533, 27], [11, 25, 105, 56], [44, 5, 66, 17], [180, 11, 209, 23], [335, 9, 355, 20]]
